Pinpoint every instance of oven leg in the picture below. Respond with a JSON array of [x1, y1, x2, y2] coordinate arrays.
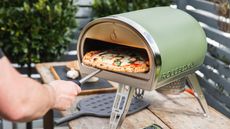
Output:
[[109, 84, 135, 129], [187, 74, 209, 116]]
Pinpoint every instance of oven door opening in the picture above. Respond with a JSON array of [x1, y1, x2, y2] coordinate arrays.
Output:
[[81, 38, 152, 80]]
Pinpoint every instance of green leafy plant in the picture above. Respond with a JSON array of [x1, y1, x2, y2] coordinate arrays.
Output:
[[0, 0, 77, 66], [92, 0, 172, 18]]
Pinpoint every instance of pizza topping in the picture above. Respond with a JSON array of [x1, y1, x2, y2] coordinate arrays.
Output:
[[82, 48, 149, 73], [114, 59, 122, 66], [129, 57, 136, 62], [120, 57, 132, 66]]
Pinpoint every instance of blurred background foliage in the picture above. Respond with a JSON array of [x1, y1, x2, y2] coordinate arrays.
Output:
[[92, 0, 172, 18], [208, 0, 229, 17], [208, 0, 229, 32], [0, 0, 77, 65]]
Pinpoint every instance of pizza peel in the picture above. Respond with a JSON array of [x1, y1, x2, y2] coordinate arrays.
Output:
[[55, 93, 149, 125]]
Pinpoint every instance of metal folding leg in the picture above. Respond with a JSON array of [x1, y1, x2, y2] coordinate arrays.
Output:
[[109, 84, 135, 129], [187, 74, 209, 116]]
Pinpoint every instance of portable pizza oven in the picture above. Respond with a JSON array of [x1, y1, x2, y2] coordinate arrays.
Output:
[[77, 7, 206, 90], [77, 7, 209, 129]]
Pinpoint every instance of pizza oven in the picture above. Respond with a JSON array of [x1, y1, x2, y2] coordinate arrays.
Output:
[[77, 7, 207, 91]]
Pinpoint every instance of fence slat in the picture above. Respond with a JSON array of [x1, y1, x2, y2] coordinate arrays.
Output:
[[68, 43, 77, 51], [207, 44, 230, 64], [203, 27, 230, 49], [187, 10, 219, 29], [76, 7, 92, 18], [204, 53, 230, 78], [197, 75, 230, 107], [203, 91, 230, 118], [77, 18, 92, 29], [74, 0, 92, 7], [77, 4, 92, 8], [175, 0, 187, 10], [199, 65, 230, 93], [187, 0, 218, 15]]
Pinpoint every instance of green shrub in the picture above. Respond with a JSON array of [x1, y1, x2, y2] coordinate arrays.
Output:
[[92, 0, 172, 18], [0, 0, 77, 65]]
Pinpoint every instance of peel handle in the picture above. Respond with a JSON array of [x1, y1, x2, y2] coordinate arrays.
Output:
[[75, 69, 101, 86], [54, 112, 85, 125]]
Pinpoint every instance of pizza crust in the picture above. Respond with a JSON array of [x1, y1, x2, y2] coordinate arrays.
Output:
[[83, 50, 149, 73]]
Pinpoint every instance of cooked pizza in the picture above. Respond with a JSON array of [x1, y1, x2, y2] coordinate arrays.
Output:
[[82, 49, 149, 73]]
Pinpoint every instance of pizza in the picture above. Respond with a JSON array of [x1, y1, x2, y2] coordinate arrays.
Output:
[[82, 49, 149, 73]]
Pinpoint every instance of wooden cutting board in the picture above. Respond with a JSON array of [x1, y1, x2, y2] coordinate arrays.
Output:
[[50, 61, 116, 95]]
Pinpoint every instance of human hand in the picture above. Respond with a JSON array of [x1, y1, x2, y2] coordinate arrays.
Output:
[[48, 80, 81, 110]]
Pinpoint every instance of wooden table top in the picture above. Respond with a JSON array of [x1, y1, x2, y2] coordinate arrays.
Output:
[[36, 61, 230, 129]]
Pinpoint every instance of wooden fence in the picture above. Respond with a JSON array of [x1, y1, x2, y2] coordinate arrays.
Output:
[[176, 0, 230, 118]]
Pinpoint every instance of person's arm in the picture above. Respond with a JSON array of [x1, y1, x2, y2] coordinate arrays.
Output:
[[0, 54, 81, 122]]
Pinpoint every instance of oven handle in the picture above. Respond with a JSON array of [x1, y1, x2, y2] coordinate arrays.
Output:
[[75, 69, 101, 86]]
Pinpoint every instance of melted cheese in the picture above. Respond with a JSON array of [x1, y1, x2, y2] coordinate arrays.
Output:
[[120, 56, 131, 66], [91, 50, 144, 67]]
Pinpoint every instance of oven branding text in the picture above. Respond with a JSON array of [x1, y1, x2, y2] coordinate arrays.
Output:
[[160, 63, 195, 80]]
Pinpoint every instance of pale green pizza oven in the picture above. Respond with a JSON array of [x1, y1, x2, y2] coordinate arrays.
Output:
[[77, 7, 207, 90]]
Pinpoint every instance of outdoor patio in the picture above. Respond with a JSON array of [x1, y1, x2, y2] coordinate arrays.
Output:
[[0, 0, 229, 129]]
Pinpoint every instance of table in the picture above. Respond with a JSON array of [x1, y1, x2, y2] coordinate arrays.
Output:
[[36, 61, 230, 129]]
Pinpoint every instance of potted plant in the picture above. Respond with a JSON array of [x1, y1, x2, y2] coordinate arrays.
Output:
[[0, 0, 77, 75]]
